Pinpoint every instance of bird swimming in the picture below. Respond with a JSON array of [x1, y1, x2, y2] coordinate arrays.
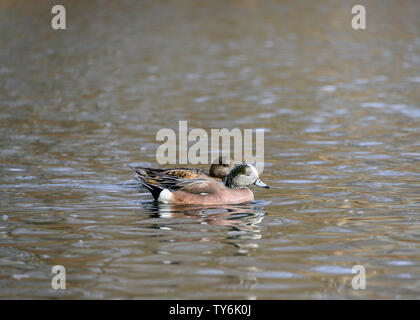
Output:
[[130, 156, 234, 184], [132, 163, 269, 205]]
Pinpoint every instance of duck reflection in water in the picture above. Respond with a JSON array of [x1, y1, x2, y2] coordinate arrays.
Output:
[[141, 201, 267, 235]]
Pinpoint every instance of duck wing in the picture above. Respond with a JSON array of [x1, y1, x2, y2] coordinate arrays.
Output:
[[130, 166, 208, 181]]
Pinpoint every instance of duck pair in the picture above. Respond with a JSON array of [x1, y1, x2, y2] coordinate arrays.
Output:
[[131, 158, 269, 205]]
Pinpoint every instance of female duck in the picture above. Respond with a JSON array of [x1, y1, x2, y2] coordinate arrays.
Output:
[[130, 156, 234, 183]]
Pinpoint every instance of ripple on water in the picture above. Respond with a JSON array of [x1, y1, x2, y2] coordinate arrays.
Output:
[[1, 0, 420, 300]]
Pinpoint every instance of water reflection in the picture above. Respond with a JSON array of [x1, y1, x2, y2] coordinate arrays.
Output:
[[141, 201, 267, 238]]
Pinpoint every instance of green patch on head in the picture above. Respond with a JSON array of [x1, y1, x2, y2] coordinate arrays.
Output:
[[230, 164, 247, 177]]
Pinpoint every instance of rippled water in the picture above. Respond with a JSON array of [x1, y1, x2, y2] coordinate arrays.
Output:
[[1, 0, 420, 299]]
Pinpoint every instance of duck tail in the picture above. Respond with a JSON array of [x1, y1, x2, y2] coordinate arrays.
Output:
[[140, 180, 166, 202], [129, 166, 166, 201]]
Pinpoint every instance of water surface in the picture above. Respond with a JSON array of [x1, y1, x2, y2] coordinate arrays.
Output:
[[1, 0, 420, 299]]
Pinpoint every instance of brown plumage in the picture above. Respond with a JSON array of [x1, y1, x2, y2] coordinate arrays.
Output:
[[130, 156, 234, 186], [131, 163, 269, 205]]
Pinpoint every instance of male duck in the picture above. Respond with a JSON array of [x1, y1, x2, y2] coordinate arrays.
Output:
[[133, 163, 269, 205]]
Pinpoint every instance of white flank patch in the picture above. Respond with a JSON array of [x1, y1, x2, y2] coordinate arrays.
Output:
[[158, 189, 172, 204]]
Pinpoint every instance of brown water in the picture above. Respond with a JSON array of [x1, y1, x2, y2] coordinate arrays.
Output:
[[1, 0, 420, 299]]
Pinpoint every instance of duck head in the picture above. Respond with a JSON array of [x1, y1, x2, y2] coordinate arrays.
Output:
[[209, 156, 234, 179], [225, 164, 270, 189]]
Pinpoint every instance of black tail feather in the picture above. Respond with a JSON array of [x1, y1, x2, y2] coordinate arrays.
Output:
[[138, 180, 165, 201], [129, 166, 165, 201]]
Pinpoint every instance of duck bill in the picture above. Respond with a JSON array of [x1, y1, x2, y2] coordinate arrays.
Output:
[[254, 179, 270, 189]]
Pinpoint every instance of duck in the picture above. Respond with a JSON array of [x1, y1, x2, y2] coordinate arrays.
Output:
[[130, 156, 234, 185], [132, 163, 269, 205]]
